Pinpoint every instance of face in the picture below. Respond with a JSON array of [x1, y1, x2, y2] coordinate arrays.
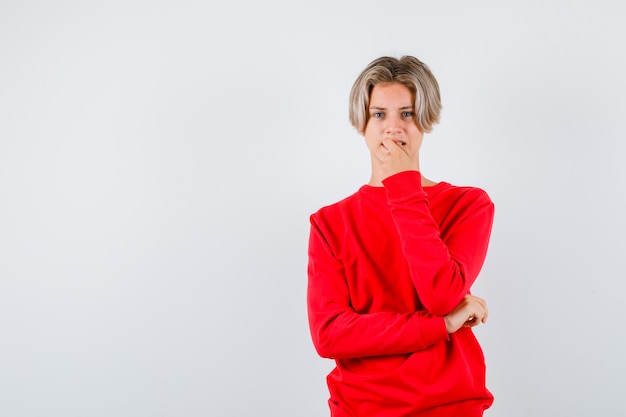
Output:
[[363, 82, 423, 157]]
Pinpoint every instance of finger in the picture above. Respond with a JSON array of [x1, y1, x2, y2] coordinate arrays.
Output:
[[382, 138, 404, 154], [463, 317, 480, 328], [468, 306, 485, 325], [378, 140, 394, 157], [474, 297, 488, 323], [468, 295, 488, 323]]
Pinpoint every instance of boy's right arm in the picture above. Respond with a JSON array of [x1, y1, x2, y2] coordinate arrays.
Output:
[[307, 220, 450, 360]]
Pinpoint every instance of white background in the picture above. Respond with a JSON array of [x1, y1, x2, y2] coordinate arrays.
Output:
[[1, 1, 625, 416]]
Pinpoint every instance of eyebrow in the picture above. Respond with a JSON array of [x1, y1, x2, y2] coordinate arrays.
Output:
[[369, 105, 415, 110]]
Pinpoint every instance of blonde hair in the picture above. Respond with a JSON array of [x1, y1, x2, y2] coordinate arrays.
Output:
[[349, 56, 442, 133]]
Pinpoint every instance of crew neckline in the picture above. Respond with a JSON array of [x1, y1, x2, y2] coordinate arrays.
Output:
[[360, 181, 449, 193]]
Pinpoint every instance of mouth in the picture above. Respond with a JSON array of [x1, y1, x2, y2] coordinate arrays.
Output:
[[381, 139, 407, 150]]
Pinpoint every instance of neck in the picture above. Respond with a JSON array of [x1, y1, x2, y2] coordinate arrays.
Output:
[[368, 168, 437, 187]]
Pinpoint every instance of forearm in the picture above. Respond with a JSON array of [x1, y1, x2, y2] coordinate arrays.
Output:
[[383, 171, 494, 316], [308, 305, 447, 360]]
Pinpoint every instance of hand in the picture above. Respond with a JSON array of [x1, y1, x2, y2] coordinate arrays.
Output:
[[373, 138, 419, 180], [444, 294, 488, 333]]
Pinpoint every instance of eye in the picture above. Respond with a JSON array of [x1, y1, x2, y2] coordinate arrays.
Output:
[[401, 111, 414, 118], [372, 112, 384, 118]]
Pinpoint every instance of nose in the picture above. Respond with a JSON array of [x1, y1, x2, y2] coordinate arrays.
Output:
[[384, 116, 403, 136], [385, 126, 402, 135]]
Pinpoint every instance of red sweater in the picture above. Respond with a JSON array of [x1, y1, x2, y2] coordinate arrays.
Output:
[[307, 171, 495, 417]]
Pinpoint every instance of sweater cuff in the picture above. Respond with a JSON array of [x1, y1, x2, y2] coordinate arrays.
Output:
[[382, 171, 427, 204], [416, 315, 450, 347]]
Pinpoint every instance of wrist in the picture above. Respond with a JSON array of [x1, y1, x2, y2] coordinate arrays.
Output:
[[444, 316, 453, 333]]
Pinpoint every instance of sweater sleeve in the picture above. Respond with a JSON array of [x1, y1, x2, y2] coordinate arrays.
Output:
[[307, 217, 448, 360], [382, 171, 495, 316]]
